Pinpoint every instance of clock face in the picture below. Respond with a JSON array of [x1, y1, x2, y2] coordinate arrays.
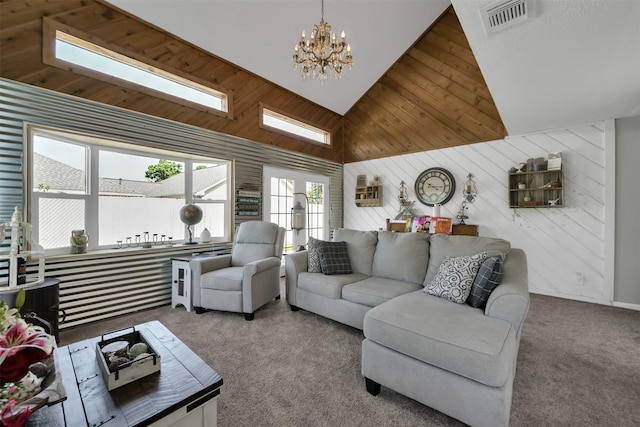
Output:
[[414, 168, 456, 207]]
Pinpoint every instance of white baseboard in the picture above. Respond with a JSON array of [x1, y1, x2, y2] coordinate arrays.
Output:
[[612, 301, 640, 311], [529, 289, 610, 306], [530, 289, 640, 311]]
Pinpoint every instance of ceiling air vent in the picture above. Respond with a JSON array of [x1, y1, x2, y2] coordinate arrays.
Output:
[[480, 0, 533, 35]]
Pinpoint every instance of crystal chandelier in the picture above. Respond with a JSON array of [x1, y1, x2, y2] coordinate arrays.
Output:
[[292, 0, 353, 82]]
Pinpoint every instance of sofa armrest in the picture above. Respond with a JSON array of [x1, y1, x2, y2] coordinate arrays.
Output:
[[189, 255, 232, 307], [484, 248, 530, 344], [285, 250, 308, 306]]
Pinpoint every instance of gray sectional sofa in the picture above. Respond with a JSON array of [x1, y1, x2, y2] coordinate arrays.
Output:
[[285, 228, 529, 427]]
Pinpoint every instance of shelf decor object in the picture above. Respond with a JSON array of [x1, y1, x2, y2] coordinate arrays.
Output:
[[179, 204, 203, 245]]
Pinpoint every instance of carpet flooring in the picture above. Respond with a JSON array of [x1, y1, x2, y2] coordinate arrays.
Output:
[[60, 283, 640, 426]]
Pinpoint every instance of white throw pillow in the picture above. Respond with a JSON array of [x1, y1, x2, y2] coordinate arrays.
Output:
[[425, 252, 488, 303]]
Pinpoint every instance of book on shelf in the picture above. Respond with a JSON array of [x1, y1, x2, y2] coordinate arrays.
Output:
[[237, 190, 261, 198], [428, 217, 452, 234]]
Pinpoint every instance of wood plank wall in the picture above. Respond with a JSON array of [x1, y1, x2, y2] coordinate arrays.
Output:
[[0, 0, 343, 164], [343, 8, 506, 163]]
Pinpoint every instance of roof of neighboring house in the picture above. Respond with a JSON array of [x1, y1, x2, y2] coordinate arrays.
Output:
[[33, 153, 225, 197]]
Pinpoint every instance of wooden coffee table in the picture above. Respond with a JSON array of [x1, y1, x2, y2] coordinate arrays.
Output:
[[27, 321, 223, 426]]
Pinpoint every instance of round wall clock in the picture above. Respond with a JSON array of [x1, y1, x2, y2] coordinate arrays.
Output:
[[414, 167, 456, 206]]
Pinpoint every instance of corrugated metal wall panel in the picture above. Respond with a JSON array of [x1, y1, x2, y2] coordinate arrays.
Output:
[[0, 78, 343, 329]]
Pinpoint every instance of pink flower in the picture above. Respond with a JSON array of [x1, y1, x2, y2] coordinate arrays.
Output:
[[1, 399, 32, 427], [0, 319, 53, 383]]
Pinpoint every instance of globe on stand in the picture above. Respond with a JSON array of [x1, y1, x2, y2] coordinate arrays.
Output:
[[179, 204, 203, 244]]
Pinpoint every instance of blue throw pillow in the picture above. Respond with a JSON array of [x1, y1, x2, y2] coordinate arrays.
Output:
[[317, 241, 352, 275], [467, 256, 504, 308]]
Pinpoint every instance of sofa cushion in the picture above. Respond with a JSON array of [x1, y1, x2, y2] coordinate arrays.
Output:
[[372, 231, 430, 284], [425, 235, 511, 285], [468, 256, 504, 308], [318, 241, 353, 275], [201, 267, 243, 291], [363, 290, 517, 387], [298, 272, 368, 299], [307, 236, 322, 273], [425, 252, 487, 303], [342, 277, 423, 307], [333, 229, 378, 276]]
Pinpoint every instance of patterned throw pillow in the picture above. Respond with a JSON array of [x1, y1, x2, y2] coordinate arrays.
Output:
[[425, 252, 488, 303], [307, 236, 322, 273], [317, 241, 353, 275], [467, 256, 504, 308]]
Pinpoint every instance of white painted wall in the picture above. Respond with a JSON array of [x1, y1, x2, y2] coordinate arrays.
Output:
[[614, 115, 640, 307], [344, 121, 615, 305]]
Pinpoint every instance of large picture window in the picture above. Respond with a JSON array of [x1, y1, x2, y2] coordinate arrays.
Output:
[[28, 127, 231, 254]]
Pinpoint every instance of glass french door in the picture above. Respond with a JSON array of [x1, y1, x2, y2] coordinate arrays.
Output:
[[263, 167, 329, 254]]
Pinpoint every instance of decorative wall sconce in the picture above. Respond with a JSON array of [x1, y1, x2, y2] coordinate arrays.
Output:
[[395, 181, 416, 220], [398, 181, 408, 204], [462, 173, 477, 203], [292, 192, 310, 251], [291, 193, 309, 234]]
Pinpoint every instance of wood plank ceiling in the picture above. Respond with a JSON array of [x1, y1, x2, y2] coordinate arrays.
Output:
[[343, 8, 506, 163], [0, 1, 505, 165]]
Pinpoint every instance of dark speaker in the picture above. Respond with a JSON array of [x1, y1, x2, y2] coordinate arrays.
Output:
[[0, 278, 61, 342]]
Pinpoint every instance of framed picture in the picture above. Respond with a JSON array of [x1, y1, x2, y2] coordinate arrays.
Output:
[[356, 174, 367, 186]]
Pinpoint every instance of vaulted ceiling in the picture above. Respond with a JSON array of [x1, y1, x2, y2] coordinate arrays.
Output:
[[107, 0, 640, 136], [1, 0, 638, 165]]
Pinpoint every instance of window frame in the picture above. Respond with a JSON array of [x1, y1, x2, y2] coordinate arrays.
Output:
[[42, 18, 232, 119], [25, 125, 233, 255], [259, 104, 332, 146]]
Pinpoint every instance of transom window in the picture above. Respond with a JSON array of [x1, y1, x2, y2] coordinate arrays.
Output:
[[28, 126, 232, 255], [43, 18, 229, 115], [260, 106, 331, 145]]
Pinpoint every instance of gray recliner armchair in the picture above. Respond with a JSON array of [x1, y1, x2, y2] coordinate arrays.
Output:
[[190, 221, 285, 320]]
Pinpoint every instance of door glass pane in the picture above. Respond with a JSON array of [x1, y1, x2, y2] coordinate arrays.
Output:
[[307, 182, 325, 240], [270, 177, 294, 253]]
